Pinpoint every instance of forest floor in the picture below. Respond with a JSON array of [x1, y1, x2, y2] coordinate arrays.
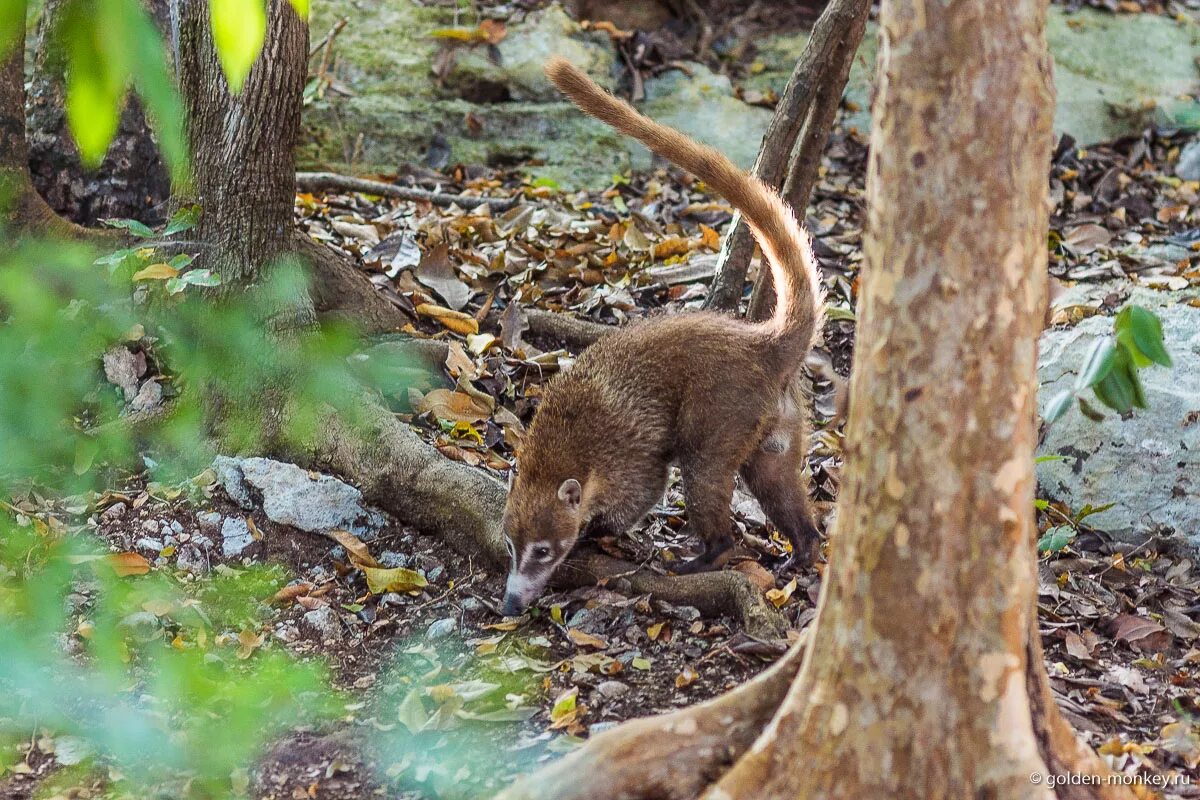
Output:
[[4, 113, 1200, 800]]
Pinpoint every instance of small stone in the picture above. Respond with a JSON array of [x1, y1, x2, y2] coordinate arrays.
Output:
[[140, 519, 160, 533], [426, 617, 457, 640], [426, 565, 445, 583], [379, 593, 406, 609], [175, 544, 209, 576], [170, 520, 184, 535], [460, 597, 483, 613], [129, 379, 162, 413], [1176, 138, 1200, 181], [213, 456, 256, 510], [162, 535, 177, 547], [135, 537, 163, 553], [221, 517, 254, 558], [196, 511, 222, 534], [100, 502, 127, 522], [274, 623, 300, 643], [378, 551, 410, 569], [596, 680, 630, 699], [302, 607, 342, 642], [669, 605, 701, 622], [192, 534, 214, 551]]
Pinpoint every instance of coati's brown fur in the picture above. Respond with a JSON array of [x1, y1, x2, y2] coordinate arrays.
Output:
[[498, 57, 825, 616]]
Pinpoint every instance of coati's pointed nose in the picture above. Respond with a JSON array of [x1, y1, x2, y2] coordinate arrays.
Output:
[[500, 593, 527, 617]]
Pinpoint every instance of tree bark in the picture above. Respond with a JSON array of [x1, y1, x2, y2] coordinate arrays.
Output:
[[26, 0, 172, 226], [744, 0, 868, 323], [494, 1, 1134, 798], [174, 0, 407, 333], [0, 6, 86, 238], [703, 0, 869, 314]]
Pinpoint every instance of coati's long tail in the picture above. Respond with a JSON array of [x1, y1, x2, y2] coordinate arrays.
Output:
[[544, 56, 822, 351]]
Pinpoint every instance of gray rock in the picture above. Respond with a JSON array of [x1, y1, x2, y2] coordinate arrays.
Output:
[[220, 517, 254, 558], [1037, 284, 1200, 547], [170, 520, 184, 536], [213, 456, 256, 509], [426, 617, 458, 641], [192, 534, 214, 552], [302, 3, 1197, 188], [129, 379, 162, 413], [274, 623, 300, 643], [196, 510, 222, 534], [100, 502, 127, 521], [102, 347, 139, 400], [302, 607, 343, 642], [378, 550, 410, 568], [175, 544, 209, 576], [140, 518, 160, 533], [379, 592, 406, 608], [134, 537, 163, 553], [460, 597, 484, 613], [1177, 138, 1200, 182], [213, 456, 386, 536], [596, 680, 630, 699]]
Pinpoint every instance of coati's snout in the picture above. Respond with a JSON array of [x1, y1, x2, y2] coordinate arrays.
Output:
[[499, 477, 583, 616]]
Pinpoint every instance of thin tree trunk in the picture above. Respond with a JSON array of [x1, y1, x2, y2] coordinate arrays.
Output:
[[26, 0, 171, 225], [703, 0, 869, 314], [744, 0, 868, 323]]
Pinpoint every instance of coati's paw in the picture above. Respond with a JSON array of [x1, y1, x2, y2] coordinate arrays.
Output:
[[671, 535, 733, 574]]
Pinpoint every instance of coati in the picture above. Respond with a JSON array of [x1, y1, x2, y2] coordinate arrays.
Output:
[[499, 57, 825, 617]]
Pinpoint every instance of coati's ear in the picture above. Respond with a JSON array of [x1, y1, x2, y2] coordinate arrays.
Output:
[[557, 478, 582, 510]]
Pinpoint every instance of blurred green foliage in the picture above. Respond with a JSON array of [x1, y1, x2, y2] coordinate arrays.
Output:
[[0, 211, 407, 795], [0, 520, 339, 796]]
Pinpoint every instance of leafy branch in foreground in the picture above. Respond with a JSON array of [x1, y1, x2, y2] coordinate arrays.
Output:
[[0, 522, 340, 797], [1043, 305, 1172, 425]]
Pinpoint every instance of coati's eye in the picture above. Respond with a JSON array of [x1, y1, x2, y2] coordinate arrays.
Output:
[[532, 544, 553, 562]]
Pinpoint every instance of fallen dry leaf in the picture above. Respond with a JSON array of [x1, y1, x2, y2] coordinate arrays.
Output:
[[765, 577, 798, 608], [362, 566, 428, 595], [567, 628, 608, 649], [328, 529, 380, 569]]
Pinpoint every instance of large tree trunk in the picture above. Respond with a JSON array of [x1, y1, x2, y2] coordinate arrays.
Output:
[[495, 1, 1134, 798], [26, 0, 172, 225], [173, 0, 405, 332], [0, 6, 85, 237]]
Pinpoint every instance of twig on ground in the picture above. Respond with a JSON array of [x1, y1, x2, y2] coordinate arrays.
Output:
[[295, 172, 519, 211]]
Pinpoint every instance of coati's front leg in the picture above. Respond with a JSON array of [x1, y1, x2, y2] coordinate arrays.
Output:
[[673, 457, 740, 574]]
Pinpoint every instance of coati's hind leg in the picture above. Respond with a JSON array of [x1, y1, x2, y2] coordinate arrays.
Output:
[[741, 424, 820, 570], [673, 454, 741, 574]]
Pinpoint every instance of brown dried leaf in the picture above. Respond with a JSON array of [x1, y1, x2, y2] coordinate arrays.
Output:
[[416, 243, 471, 311], [1110, 614, 1171, 650], [415, 303, 479, 335], [733, 560, 775, 592], [413, 388, 492, 423], [328, 529, 380, 569], [567, 628, 608, 649]]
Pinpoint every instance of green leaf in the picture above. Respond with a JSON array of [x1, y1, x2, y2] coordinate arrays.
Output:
[[1092, 348, 1135, 413], [121, 0, 188, 185], [1042, 389, 1074, 425], [168, 253, 195, 269], [181, 269, 221, 287], [210, 0, 267, 93], [62, 3, 129, 166], [1037, 526, 1075, 554], [1034, 455, 1067, 465], [1075, 335, 1117, 391], [0, 0, 21, 61], [163, 205, 202, 236], [1122, 306, 1172, 368], [1033, 498, 1050, 510], [825, 306, 856, 322], [101, 217, 156, 237], [1074, 502, 1115, 522], [165, 277, 186, 295]]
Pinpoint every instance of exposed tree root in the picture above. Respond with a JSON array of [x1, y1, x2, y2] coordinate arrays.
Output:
[[297, 232, 413, 334], [523, 309, 613, 349], [494, 632, 808, 800], [279, 396, 786, 636], [296, 172, 518, 211]]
